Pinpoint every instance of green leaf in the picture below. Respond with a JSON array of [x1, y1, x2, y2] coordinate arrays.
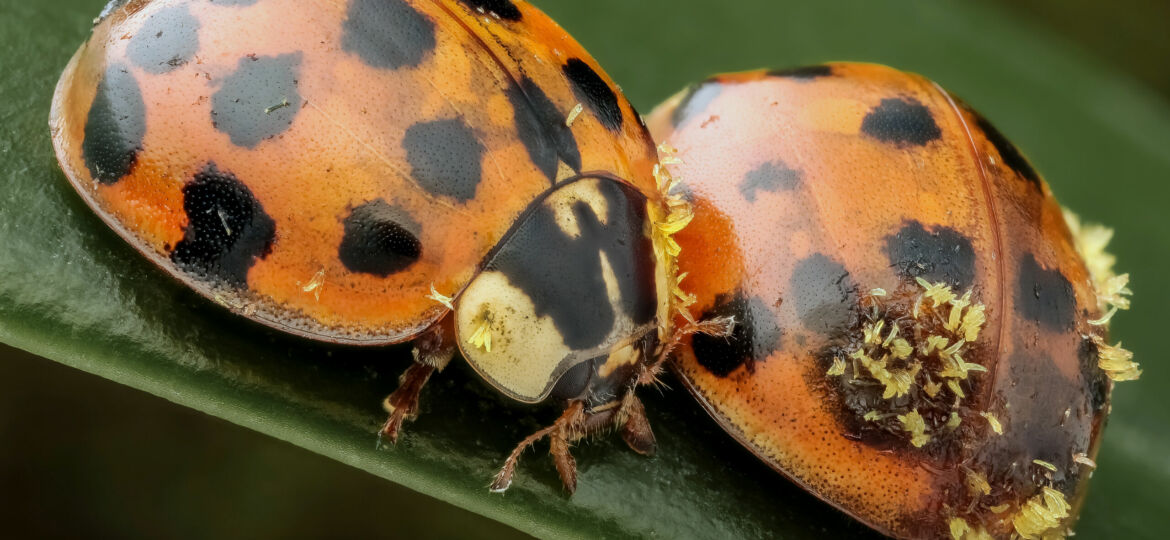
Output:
[[2, 0, 1166, 537]]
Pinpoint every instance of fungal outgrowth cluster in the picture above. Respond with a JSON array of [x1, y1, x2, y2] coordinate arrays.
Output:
[[826, 278, 990, 449]]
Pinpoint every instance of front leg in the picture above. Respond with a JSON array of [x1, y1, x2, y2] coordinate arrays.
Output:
[[378, 317, 455, 447]]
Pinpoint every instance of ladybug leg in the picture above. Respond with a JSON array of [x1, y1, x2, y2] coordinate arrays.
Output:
[[377, 317, 456, 447], [637, 315, 737, 386], [617, 393, 656, 456], [490, 401, 587, 494]]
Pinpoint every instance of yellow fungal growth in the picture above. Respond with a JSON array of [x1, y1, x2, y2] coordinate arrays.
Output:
[[301, 267, 326, 301], [949, 517, 993, 540], [863, 410, 881, 422], [897, 410, 930, 447], [650, 143, 698, 328], [1073, 453, 1097, 469], [564, 103, 583, 127], [981, 411, 1003, 435], [916, 277, 957, 307], [1012, 487, 1070, 540], [426, 283, 454, 310], [827, 357, 847, 376], [965, 469, 991, 496], [468, 319, 493, 353], [1033, 459, 1058, 472], [869, 287, 888, 297], [959, 303, 986, 341], [1094, 336, 1141, 381], [946, 411, 961, 429]]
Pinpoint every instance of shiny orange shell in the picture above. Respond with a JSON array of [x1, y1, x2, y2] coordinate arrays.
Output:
[[648, 63, 1114, 539], [50, 0, 659, 345]]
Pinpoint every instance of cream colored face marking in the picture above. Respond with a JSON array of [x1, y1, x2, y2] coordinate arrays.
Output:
[[454, 270, 573, 402], [548, 178, 611, 239]]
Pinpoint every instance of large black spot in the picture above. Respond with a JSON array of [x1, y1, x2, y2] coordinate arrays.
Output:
[[128, 5, 200, 73], [487, 179, 656, 350], [171, 164, 276, 286], [860, 97, 942, 146], [691, 293, 782, 377], [342, 0, 435, 70], [211, 53, 303, 148], [338, 199, 422, 277], [973, 112, 1042, 189], [766, 65, 833, 80], [790, 254, 858, 336], [507, 76, 581, 182], [82, 63, 146, 185], [457, 0, 521, 20], [740, 160, 801, 201], [403, 118, 485, 202], [670, 80, 722, 129], [1016, 254, 1077, 331], [1078, 337, 1109, 412], [884, 220, 976, 289], [563, 59, 623, 132]]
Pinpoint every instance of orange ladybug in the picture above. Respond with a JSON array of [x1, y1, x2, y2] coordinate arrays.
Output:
[[646, 63, 1138, 539], [50, 0, 692, 492]]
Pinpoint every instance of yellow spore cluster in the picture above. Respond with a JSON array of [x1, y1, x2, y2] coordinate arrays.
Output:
[[1063, 210, 1139, 381], [1011, 487, 1071, 540], [948, 517, 993, 540], [828, 278, 991, 448], [652, 143, 698, 326]]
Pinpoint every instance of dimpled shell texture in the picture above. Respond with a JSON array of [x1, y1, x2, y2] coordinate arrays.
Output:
[[50, 0, 659, 345], [647, 63, 1110, 539]]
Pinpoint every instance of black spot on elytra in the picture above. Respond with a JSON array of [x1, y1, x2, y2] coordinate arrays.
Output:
[[82, 63, 146, 185], [884, 220, 976, 289], [458, 0, 521, 20], [860, 97, 942, 146], [766, 65, 833, 80], [691, 293, 782, 377], [211, 53, 303, 148], [670, 80, 722, 129], [740, 160, 801, 201], [972, 111, 1042, 189], [790, 253, 858, 336], [563, 59, 623, 132], [403, 118, 485, 202], [128, 5, 200, 73], [487, 178, 656, 350], [342, 0, 435, 70], [507, 76, 581, 182], [338, 199, 422, 277], [1016, 254, 1077, 331], [171, 164, 276, 286], [1079, 336, 1109, 412], [975, 350, 1093, 494]]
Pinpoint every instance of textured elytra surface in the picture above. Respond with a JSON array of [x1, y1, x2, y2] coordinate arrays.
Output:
[[3, 0, 1168, 538]]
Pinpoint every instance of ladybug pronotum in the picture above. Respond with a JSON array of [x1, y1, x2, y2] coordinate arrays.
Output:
[[50, 0, 694, 493], [646, 63, 1137, 539]]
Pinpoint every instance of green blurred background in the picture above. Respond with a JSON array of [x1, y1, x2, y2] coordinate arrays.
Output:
[[3, 0, 1169, 538]]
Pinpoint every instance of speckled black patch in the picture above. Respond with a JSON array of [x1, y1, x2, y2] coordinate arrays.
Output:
[[342, 0, 436, 70], [1078, 336, 1109, 412], [563, 59, 623, 132], [670, 80, 722, 129], [82, 63, 146, 185], [972, 112, 1042, 189], [691, 293, 782, 377], [210, 53, 303, 148], [338, 199, 422, 277], [128, 4, 199, 73], [790, 253, 858, 336], [740, 160, 801, 201], [486, 178, 656, 350], [507, 76, 581, 182], [766, 65, 833, 80], [402, 118, 485, 202], [458, 0, 521, 20], [860, 97, 942, 146], [1016, 254, 1077, 331], [171, 164, 276, 286], [884, 220, 976, 289]]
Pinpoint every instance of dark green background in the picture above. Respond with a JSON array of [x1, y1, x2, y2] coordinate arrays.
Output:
[[2, 0, 1168, 538]]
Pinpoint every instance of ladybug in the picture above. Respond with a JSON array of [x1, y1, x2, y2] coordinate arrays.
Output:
[[646, 63, 1137, 539], [49, 0, 693, 492]]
